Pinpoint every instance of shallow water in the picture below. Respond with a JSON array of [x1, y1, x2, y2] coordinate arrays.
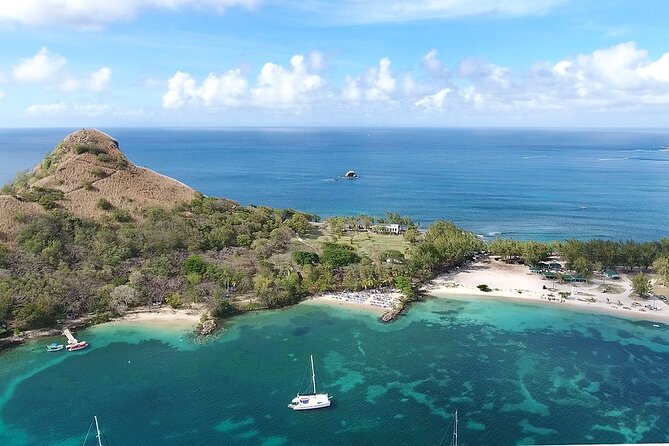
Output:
[[1, 299, 667, 445]]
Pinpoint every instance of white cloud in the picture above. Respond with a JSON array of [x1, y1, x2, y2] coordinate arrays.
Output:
[[422, 49, 448, 78], [160, 42, 669, 123], [415, 88, 451, 111], [11, 48, 112, 93], [88, 67, 112, 91], [252, 54, 323, 106], [163, 53, 324, 109], [638, 53, 669, 83], [293, 0, 565, 24], [12, 47, 66, 83], [0, 0, 259, 29], [26, 102, 111, 115], [343, 58, 397, 102], [26, 102, 68, 114], [0, 90, 4, 100], [162, 69, 249, 108], [551, 42, 669, 102]]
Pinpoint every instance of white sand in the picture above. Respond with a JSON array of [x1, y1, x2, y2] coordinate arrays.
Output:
[[108, 307, 201, 329], [427, 257, 669, 323], [305, 290, 403, 314]]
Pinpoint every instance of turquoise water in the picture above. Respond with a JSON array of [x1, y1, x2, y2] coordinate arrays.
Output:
[[1, 299, 667, 445], [1, 128, 669, 240]]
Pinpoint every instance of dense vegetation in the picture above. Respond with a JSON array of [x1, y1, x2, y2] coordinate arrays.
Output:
[[0, 185, 479, 332], [1, 188, 667, 334]]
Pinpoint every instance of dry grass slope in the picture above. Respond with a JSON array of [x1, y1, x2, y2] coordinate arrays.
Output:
[[0, 129, 199, 235]]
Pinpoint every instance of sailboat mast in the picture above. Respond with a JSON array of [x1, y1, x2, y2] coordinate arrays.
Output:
[[94, 415, 102, 446], [310, 355, 316, 394], [452, 410, 458, 446]]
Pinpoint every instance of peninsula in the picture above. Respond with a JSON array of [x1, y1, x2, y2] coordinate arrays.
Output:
[[0, 130, 668, 350]]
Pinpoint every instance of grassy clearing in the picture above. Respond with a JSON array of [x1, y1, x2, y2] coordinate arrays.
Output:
[[301, 223, 412, 260]]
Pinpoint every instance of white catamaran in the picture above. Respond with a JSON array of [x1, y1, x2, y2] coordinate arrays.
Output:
[[82, 415, 104, 445], [288, 355, 331, 411]]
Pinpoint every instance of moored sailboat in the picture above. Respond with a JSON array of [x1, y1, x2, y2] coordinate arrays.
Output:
[[82, 415, 105, 445], [288, 355, 331, 411]]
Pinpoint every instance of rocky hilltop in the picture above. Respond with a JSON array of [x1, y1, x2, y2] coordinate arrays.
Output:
[[0, 129, 198, 240]]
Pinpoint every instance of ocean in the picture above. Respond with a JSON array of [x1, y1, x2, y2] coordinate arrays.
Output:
[[1, 128, 669, 445], [0, 299, 667, 445], [0, 127, 668, 241]]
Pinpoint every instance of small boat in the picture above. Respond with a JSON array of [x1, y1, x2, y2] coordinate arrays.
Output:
[[288, 355, 331, 411], [63, 328, 89, 351], [46, 342, 64, 352], [67, 341, 89, 351], [342, 170, 358, 179]]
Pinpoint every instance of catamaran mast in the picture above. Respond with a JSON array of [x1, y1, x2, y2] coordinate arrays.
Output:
[[310, 355, 316, 394], [94, 415, 102, 446]]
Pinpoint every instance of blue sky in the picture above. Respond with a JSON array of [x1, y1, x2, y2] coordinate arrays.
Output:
[[0, 0, 668, 127]]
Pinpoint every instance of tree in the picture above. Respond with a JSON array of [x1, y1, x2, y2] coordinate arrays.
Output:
[[652, 256, 669, 287], [110, 285, 139, 314], [380, 249, 405, 264], [632, 273, 652, 298], [520, 241, 551, 266], [573, 256, 594, 282], [286, 213, 309, 236], [0, 291, 13, 322], [395, 276, 415, 300], [292, 251, 320, 266], [183, 255, 209, 275], [403, 227, 420, 244], [320, 243, 360, 268], [16, 296, 61, 328]]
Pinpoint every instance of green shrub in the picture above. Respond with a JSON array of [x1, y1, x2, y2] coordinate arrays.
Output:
[[183, 255, 208, 275], [477, 284, 491, 292], [81, 181, 95, 191], [292, 250, 320, 266], [115, 156, 128, 170], [320, 243, 360, 268], [91, 168, 107, 179], [111, 209, 132, 222], [16, 296, 61, 329], [166, 293, 183, 309], [96, 198, 113, 211], [97, 153, 112, 162], [212, 299, 238, 318]]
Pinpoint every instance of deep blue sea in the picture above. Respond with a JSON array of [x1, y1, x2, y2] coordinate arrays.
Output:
[[1, 127, 668, 240], [0, 299, 667, 445]]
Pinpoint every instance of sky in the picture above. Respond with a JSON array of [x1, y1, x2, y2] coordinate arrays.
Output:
[[0, 0, 668, 128]]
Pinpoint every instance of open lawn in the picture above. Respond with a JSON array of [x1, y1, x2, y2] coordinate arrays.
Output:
[[299, 223, 412, 261]]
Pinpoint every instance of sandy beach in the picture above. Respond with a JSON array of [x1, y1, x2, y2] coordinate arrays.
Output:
[[426, 257, 669, 323], [305, 290, 403, 314], [106, 306, 202, 329]]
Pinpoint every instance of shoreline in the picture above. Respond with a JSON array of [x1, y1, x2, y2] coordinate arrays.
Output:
[[0, 306, 203, 352], [426, 258, 669, 324], [101, 307, 202, 330], [3, 262, 667, 353], [303, 290, 403, 316]]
